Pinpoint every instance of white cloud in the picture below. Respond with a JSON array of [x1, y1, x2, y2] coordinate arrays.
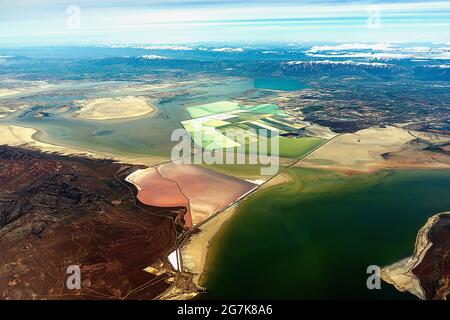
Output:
[[96, 44, 195, 51], [141, 45, 194, 51], [404, 46, 432, 53], [428, 64, 450, 68], [306, 44, 450, 60], [2, 1, 450, 45], [211, 47, 244, 53], [141, 54, 167, 59], [306, 52, 413, 60], [308, 43, 393, 53], [433, 51, 450, 59]]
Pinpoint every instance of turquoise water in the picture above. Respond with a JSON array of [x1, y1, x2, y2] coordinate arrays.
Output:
[[203, 168, 450, 299], [3, 77, 309, 158], [254, 78, 308, 91], [6, 78, 253, 158]]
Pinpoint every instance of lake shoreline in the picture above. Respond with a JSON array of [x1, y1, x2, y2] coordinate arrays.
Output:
[[180, 204, 239, 292], [179, 164, 450, 299], [0, 124, 167, 166]]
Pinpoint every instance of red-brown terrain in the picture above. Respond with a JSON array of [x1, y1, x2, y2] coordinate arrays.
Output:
[[157, 162, 256, 225], [412, 212, 450, 300], [127, 162, 256, 227], [127, 167, 192, 229], [0, 146, 183, 299]]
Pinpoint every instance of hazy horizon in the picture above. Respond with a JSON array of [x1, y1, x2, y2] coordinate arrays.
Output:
[[1, 0, 449, 46]]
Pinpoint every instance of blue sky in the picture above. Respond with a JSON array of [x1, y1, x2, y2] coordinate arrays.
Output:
[[1, 0, 449, 45]]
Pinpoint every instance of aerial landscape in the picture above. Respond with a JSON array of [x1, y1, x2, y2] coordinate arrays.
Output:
[[0, 0, 449, 303]]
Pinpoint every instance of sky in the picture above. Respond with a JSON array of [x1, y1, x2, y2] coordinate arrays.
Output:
[[1, 0, 450, 46]]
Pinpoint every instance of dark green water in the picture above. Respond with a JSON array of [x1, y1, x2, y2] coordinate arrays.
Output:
[[204, 168, 450, 299], [254, 78, 307, 91]]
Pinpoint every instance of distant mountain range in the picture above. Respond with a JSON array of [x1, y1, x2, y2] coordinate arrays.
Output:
[[0, 45, 449, 81]]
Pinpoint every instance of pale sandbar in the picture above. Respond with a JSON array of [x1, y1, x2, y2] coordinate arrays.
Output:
[[74, 96, 154, 121], [0, 124, 167, 166], [180, 204, 238, 288], [297, 126, 450, 173]]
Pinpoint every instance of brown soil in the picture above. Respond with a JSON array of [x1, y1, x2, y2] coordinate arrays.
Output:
[[0, 146, 180, 300]]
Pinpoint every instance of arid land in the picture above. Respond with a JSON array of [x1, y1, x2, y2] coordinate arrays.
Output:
[[0, 145, 182, 299], [1, 120, 449, 300]]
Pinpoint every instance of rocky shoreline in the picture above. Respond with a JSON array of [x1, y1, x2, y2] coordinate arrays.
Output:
[[382, 212, 450, 300]]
